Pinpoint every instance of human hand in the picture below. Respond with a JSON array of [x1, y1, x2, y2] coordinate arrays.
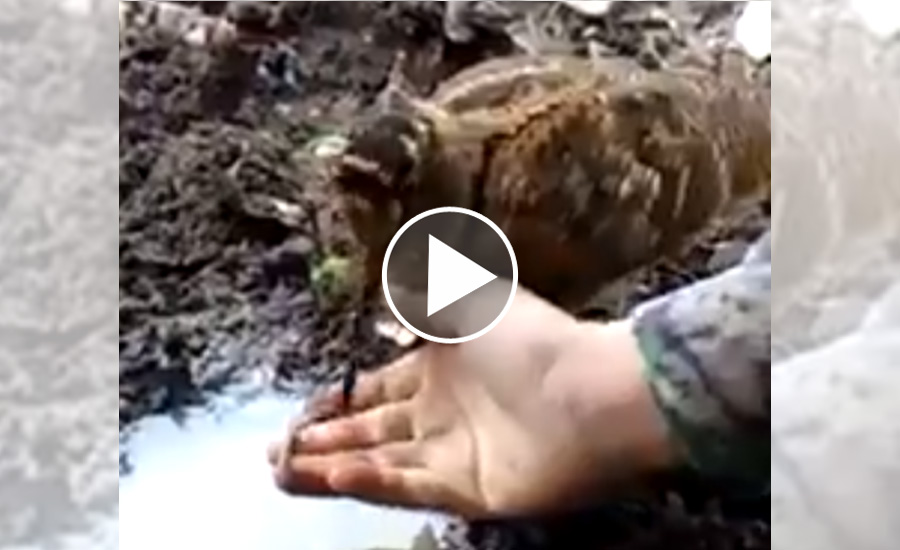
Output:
[[268, 288, 675, 519]]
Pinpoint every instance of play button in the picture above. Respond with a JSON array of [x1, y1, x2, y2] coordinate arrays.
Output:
[[382, 207, 518, 344], [427, 235, 498, 316]]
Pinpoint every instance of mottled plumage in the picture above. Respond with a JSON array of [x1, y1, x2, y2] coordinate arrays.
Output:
[[331, 51, 770, 314]]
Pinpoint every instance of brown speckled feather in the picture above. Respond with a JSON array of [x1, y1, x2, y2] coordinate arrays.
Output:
[[331, 52, 770, 312]]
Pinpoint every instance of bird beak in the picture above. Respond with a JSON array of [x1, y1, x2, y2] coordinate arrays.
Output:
[[311, 135, 388, 191]]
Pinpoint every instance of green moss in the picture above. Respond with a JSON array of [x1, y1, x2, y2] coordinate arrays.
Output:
[[310, 254, 356, 307]]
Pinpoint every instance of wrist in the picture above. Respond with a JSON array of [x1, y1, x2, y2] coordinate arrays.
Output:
[[550, 319, 680, 483]]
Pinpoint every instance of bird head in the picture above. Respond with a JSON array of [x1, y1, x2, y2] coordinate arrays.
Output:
[[319, 106, 438, 289], [330, 111, 434, 202]]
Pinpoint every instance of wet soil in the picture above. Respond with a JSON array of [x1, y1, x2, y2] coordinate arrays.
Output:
[[119, 2, 769, 549]]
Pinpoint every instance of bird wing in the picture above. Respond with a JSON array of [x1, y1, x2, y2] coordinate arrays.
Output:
[[477, 70, 754, 310]]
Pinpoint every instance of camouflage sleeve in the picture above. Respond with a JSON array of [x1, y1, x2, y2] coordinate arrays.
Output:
[[630, 232, 770, 487]]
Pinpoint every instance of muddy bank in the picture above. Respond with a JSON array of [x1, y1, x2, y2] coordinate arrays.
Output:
[[119, 2, 769, 549], [119, 1, 438, 425]]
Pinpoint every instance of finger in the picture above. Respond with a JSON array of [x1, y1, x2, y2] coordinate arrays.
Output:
[[271, 456, 334, 497], [272, 444, 423, 498], [267, 396, 413, 468], [267, 436, 303, 467], [272, 452, 341, 497], [267, 402, 413, 472], [328, 463, 484, 518], [299, 402, 414, 453], [307, 350, 425, 415], [267, 440, 282, 466], [266, 411, 318, 469]]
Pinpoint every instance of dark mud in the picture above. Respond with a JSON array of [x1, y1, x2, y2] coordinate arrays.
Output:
[[119, 2, 769, 549]]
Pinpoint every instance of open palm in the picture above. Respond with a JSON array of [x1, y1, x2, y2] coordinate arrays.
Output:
[[268, 289, 672, 519]]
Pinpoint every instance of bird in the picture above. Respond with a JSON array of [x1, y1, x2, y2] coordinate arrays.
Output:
[[325, 48, 770, 408]]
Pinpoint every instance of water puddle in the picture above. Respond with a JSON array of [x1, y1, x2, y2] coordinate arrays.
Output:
[[119, 389, 448, 550]]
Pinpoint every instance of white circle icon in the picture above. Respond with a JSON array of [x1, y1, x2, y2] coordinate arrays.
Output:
[[382, 207, 518, 344]]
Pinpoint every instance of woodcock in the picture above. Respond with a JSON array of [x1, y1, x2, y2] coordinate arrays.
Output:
[[328, 50, 771, 316]]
